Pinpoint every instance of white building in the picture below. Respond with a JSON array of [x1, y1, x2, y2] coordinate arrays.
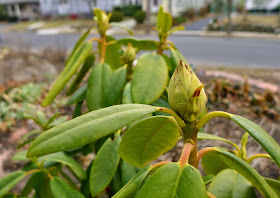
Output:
[[246, 0, 280, 11], [142, 0, 210, 16]]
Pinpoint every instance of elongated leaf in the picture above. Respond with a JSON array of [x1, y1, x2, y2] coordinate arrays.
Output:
[[203, 174, 215, 185], [65, 28, 91, 66], [110, 22, 133, 36], [42, 42, 93, 106], [202, 152, 229, 175], [157, 6, 172, 35], [103, 36, 122, 70], [122, 82, 133, 104], [121, 160, 140, 186], [265, 178, 280, 197], [168, 26, 185, 35], [67, 85, 87, 105], [132, 53, 168, 104], [136, 163, 207, 198], [50, 177, 84, 198], [214, 149, 277, 198], [43, 153, 86, 181], [90, 135, 121, 197], [66, 54, 95, 96], [117, 37, 158, 51], [170, 49, 191, 72], [198, 133, 238, 148], [112, 165, 150, 198], [0, 170, 25, 197], [119, 116, 181, 168], [230, 115, 280, 167], [27, 104, 158, 157], [208, 169, 256, 198], [39, 177, 54, 198], [86, 63, 126, 111], [12, 150, 28, 161]]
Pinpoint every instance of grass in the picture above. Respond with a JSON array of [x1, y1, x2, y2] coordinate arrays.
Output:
[[224, 14, 280, 27]]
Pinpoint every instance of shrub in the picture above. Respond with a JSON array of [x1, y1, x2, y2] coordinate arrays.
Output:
[[134, 10, 146, 24], [199, 6, 209, 16], [173, 16, 186, 25], [184, 8, 195, 19], [114, 5, 142, 17], [109, 11, 123, 22]]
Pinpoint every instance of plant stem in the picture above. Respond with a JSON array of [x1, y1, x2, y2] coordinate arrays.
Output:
[[100, 34, 107, 63], [182, 122, 198, 168], [24, 169, 41, 176], [197, 147, 218, 162], [246, 154, 272, 164], [179, 143, 194, 167], [195, 111, 231, 130], [156, 107, 186, 128]]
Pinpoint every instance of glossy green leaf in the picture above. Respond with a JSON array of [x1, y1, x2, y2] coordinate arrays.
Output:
[[67, 85, 87, 105], [110, 22, 133, 36], [208, 169, 256, 198], [42, 42, 93, 106], [121, 160, 140, 186], [119, 116, 181, 168], [198, 133, 238, 149], [202, 151, 229, 175], [50, 177, 84, 198], [110, 168, 123, 194], [65, 28, 91, 66], [122, 82, 133, 104], [157, 6, 172, 35], [265, 178, 280, 197], [43, 153, 86, 181], [12, 150, 28, 161], [168, 26, 185, 35], [131, 53, 168, 104], [136, 163, 207, 198], [39, 178, 54, 198], [66, 54, 95, 96], [0, 170, 25, 197], [86, 63, 126, 111], [112, 165, 150, 198], [170, 49, 190, 72], [214, 149, 277, 198], [104, 36, 122, 70], [90, 135, 121, 197], [27, 104, 158, 157], [203, 174, 215, 185], [230, 115, 280, 167], [117, 37, 158, 51]]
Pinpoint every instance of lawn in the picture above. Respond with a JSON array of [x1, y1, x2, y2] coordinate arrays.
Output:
[[225, 14, 280, 27]]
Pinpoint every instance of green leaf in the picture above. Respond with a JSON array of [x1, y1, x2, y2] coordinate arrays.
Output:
[[170, 49, 191, 72], [67, 85, 87, 105], [131, 53, 168, 104], [157, 6, 172, 35], [122, 82, 133, 104], [42, 42, 93, 106], [230, 115, 280, 167], [0, 170, 25, 197], [119, 116, 181, 168], [90, 135, 121, 197], [117, 37, 158, 51], [50, 177, 84, 198], [202, 151, 229, 175], [12, 150, 28, 161], [208, 169, 257, 198], [265, 178, 280, 197], [168, 26, 185, 35], [39, 178, 54, 198], [65, 28, 91, 66], [66, 54, 95, 96], [104, 36, 122, 70], [203, 174, 215, 185], [112, 165, 150, 198], [43, 153, 86, 181], [27, 104, 158, 157], [198, 133, 238, 149], [72, 101, 83, 118], [86, 63, 126, 111], [214, 149, 278, 198], [136, 163, 207, 198], [110, 22, 133, 36], [121, 160, 140, 186]]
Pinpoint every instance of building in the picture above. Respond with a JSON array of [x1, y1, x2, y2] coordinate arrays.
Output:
[[246, 0, 280, 11], [0, 0, 40, 20], [142, 0, 210, 16]]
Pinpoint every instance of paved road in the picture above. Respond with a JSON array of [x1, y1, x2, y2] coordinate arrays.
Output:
[[185, 17, 212, 31], [0, 29, 280, 68]]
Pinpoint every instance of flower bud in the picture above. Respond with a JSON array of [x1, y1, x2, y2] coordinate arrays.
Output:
[[168, 60, 207, 122], [121, 43, 136, 63]]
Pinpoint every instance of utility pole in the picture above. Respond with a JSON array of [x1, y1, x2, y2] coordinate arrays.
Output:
[[146, 0, 151, 35], [227, 0, 232, 35]]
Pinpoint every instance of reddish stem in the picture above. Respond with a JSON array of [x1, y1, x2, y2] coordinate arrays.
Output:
[[179, 143, 194, 167], [197, 147, 217, 162]]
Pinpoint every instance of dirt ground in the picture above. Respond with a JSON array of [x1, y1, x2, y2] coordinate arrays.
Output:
[[0, 49, 279, 195]]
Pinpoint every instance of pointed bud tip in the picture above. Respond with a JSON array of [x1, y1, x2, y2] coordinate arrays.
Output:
[[192, 84, 205, 97]]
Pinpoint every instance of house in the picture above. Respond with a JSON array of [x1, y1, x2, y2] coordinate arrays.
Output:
[[246, 0, 280, 11], [0, 0, 40, 20], [39, 0, 142, 16], [142, 0, 210, 16]]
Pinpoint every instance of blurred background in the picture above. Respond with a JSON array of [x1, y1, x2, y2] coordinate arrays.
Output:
[[0, 0, 279, 192]]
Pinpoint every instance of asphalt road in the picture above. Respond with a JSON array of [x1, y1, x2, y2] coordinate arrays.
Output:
[[0, 30, 280, 68]]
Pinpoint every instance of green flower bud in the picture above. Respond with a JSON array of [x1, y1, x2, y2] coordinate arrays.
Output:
[[168, 60, 207, 122], [121, 43, 136, 63], [94, 8, 109, 35]]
